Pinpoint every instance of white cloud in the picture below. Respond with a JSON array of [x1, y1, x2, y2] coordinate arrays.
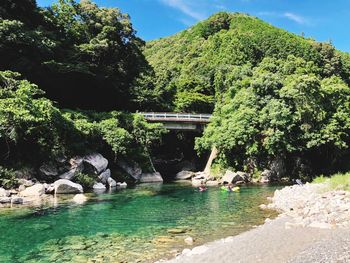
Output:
[[258, 11, 309, 25], [284, 12, 306, 24], [159, 0, 206, 21]]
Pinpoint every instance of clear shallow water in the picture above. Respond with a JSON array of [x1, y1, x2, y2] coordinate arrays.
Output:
[[0, 183, 280, 263]]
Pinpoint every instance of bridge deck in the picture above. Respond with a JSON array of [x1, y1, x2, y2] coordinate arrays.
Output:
[[141, 112, 212, 123]]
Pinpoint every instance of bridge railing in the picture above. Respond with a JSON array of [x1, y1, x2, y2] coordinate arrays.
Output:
[[140, 112, 212, 122]]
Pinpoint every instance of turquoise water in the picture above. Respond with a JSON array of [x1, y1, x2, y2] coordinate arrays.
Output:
[[0, 183, 279, 263]]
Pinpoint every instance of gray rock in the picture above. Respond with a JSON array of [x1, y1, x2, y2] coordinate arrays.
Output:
[[39, 163, 58, 178], [139, 172, 163, 183], [107, 177, 117, 188], [235, 171, 251, 183], [54, 179, 83, 194], [117, 160, 142, 180], [0, 197, 11, 203], [59, 168, 79, 181], [0, 188, 9, 197], [220, 170, 236, 184], [93, 182, 106, 190], [175, 171, 195, 180], [98, 169, 111, 184], [83, 153, 108, 174], [260, 169, 275, 183], [11, 196, 23, 204], [18, 185, 26, 192], [20, 184, 45, 197], [117, 182, 127, 188], [17, 179, 34, 187]]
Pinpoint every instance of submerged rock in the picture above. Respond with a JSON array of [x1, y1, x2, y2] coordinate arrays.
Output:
[[139, 172, 163, 183], [20, 184, 45, 197], [73, 194, 87, 204], [54, 179, 83, 194]]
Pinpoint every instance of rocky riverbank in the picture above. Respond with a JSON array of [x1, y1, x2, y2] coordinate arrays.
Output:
[[261, 182, 350, 229], [161, 182, 350, 263]]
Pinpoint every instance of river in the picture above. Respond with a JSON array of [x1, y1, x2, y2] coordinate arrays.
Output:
[[0, 183, 280, 262]]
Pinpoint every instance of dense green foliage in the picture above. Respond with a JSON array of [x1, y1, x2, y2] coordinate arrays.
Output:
[[146, 12, 350, 177], [0, 0, 155, 110], [312, 173, 350, 191], [2, 1, 350, 183], [0, 71, 166, 174], [145, 13, 350, 113]]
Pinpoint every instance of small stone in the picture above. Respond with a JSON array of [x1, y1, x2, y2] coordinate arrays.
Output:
[[184, 236, 194, 245]]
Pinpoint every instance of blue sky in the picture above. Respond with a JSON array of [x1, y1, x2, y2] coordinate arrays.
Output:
[[37, 0, 350, 53]]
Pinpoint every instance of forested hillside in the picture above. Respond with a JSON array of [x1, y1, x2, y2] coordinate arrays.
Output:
[[2, 1, 350, 184], [145, 12, 350, 177], [0, 0, 165, 187]]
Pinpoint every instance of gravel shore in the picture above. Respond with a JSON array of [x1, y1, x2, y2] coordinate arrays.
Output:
[[161, 183, 350, 263], [163, 216, 350, 263]]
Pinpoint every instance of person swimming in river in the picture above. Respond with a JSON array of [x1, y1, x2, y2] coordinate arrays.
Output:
[[199, 183, 207, 192], [227, 183, 235, 192]]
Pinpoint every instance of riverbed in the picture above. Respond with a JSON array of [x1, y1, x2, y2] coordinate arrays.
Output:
[[0, 183, 279, 262]]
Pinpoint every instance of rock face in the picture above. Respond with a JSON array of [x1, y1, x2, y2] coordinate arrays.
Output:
[[59, 156, 84, 180], [20, 184, 45, 197], [117, 160, 142, 180], [98, 169, 111, 184], [83, 153, 108, 174], [260, 169, 278, 183], [139, 172, 163, 183], [54, 179, 83, 194], [175, 171, 195, 180], [221, 170, 250, 184]]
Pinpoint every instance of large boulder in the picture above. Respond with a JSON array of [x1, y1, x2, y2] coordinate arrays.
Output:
[[0, 188, 9, 197], [54, 179, 83, 194], [221, 170, 250, 184], [83, 153, 108, 174], [175, 171, 195, 180], [20, 184, 45, 197], [98, 169, 111, 184], [221, 170, 235, 184], [117, 160, 142, 180], [0, 197, 11, 203], [39, 163, 58, 179], [59, 156, 84, 180], [139, 172, 163, 183]]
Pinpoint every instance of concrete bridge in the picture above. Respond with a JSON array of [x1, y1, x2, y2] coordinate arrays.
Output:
[[140, 112, 212, 131]]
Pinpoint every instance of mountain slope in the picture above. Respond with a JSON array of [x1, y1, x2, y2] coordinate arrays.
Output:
[[145, 12, 350, 178], [145, 12, 350, 113]]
